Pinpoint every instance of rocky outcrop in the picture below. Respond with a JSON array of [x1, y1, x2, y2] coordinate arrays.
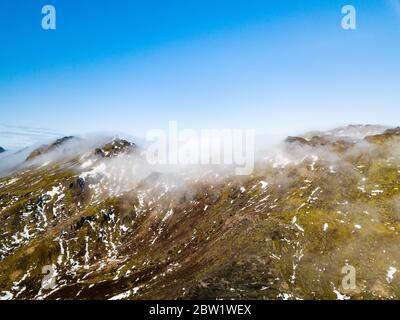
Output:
[[94, 139, 135, 158], [1, 125, 400, 300], [26, 136, 75, 161], [365, 127, 400, 144], [285, 135, 353, 152]]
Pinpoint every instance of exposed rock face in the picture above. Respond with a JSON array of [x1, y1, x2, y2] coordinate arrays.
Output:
[[26, 136, 75, 161], [0, 147, 5, 153], [285, 125, 390, 152], [365, 127, 400, 144], [94, 139, 136, 158], [1, 126, 400, 300], [285, 136, 309, 145], [285, 135, 353, 152]]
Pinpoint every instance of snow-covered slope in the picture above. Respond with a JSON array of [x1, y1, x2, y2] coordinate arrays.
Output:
[[1, 126, 400, 300]]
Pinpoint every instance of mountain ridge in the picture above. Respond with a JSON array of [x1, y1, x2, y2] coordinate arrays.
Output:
[[0, 125, 400, 300]]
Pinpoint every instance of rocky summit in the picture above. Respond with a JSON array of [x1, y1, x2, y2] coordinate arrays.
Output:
[[1, 125, 400, 300]]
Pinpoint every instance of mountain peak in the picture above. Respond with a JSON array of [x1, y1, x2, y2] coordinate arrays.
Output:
[[2, 125, 400, 300], [94, 138, 135, 158], [0, 147, 5, 153], [26, 136, 76, 161]]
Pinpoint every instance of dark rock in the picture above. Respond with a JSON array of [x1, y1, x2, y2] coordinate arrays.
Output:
[[365, 127, 400, 144], [94, 139, 135, 158], [77, 177, 85, 192], [94, 148, 105, 157], [285, 136, 309, 145], [26, 136, 76, 161], [285, 134, 353, 152]]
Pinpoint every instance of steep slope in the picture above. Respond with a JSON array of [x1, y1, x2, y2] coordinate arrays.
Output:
[[0, 147, 5, 153], [1, 127, 400, 300]]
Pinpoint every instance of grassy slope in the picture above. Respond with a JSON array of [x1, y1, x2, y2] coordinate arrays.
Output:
[[0, 135, 400, 300]]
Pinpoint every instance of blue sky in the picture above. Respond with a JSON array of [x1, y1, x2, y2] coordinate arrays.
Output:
[[0, 0, 399, 149]]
